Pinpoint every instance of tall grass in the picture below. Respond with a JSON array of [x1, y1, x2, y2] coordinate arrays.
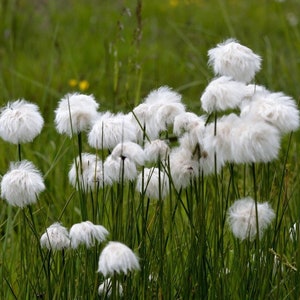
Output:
[[1, 0, 300, 299]]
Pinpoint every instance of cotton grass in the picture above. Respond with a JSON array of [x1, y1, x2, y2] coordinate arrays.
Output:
[[1, 160, 45, 208], [0, 100, 44, 144], [228, 197, 275, 240], [97, 241, 140, 276]]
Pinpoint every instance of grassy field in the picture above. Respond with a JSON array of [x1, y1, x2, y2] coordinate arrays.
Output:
[[1, 0, 300, 299]]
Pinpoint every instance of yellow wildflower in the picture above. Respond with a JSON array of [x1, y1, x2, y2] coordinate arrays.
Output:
[[79, 80, 89, 92], [169, 0, 179, 7], [68, 79, 78, 88]]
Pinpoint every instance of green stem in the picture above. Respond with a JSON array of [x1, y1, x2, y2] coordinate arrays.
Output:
[[272, 132, 293, 246], [251, 162, 260, 268]]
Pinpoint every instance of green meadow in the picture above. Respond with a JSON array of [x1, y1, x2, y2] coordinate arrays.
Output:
[[1, 0, 300, 299]]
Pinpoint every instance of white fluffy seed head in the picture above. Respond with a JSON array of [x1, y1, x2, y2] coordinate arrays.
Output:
[[68, 153, 112, 190], [55, 93, 99, 136], [146, 87, 185, 133], [169, 147, 200, 190], [155, 102, 186, 128], [240, 91, 300, 134], [202, 113, 240, 165], [98, 278, 123, 297], [200, 76, 252, 112], [144, 139, 170, 163], [88, 112, 137, 150], [69, 221, 109, 249], [136, 167, 169, 199], [196, 116, 238, 175], [131, 104, 161, 141], [0, 99, 44, 144], [144, 86, 182, 105], [97, 241, 140, 277], [1, 160, 45, 208], [208, 38, 262, 83], [104, 155, 137, 183], [131, 86, 184, 142], [198, 144, 225, 176], [228, 197, 275, 240], [230, 117, 280, 163], [40, 222, 70, 250], [111, 142, 145, 166], [289, 223, 299, 242], [173, 112, 205, 136]]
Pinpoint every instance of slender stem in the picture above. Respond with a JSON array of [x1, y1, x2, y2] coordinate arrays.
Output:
[[77, 132, 83, 174], [77, 132, 88, 220], [272, 132, 293, 246], [252, 162, 260, 266], [17, 143, 22, 161]]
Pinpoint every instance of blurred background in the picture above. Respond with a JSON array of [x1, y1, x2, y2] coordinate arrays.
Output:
[[0, 0, 299, 115]]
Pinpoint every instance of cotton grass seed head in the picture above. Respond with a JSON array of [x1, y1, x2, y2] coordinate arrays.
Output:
[[111, 142, 145, 166], [1, 160, 45, 208], [136, 167, 169, 200], [131, 104, 161, 141], [97, 241, 140, 277], [155, 101, 186, 129], [88, 112, 137, 150], [208, 38, 261, 83], [202, 113, 240, 165], [230, 117, 280, 163], [200, 76, 252, 113], [144, 86, 186, 134], [69, 221, 109, 249], [55, 93, 99, 136], [228, 197, 275, 241], [68, 153, 112, 190], [131, 86, 184, 142], [289, 223, 299, 241], [173, 112, 205, 136], [104, 155, 138, 183], [169, 147, 200, 190], [240, 91, 300, 134], [40, 222, 70, 250], [98, 278, 123, 297], [144, 86, 182, 105], [144, 139, 170, 163], [0, 99, 44, 144]]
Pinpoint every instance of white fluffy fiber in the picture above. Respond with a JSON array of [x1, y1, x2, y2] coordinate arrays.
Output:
[[136, 167, 169, 199], [97, 241, 140, 276], [1, 160, 45, 208], [201, 113, 240, 165], [88, 112, 137, 150], [144, 139, 170, 163], [0, 99, 44, 144], [169, 147, 200, 190], [98, 278, 123, 297], [40, 222, 70, 250], [69, 221, 109, 249], [55, 93, 99, 136], [173, 112, 205, 136], [144, 86, 182, 105], [132, 87, 185, 141], [240, 91, 299, 134], [208, 38, 261, 83], [200, 76, 252, 112], [111, 142, 146, 166], [68, 153, 112, 190], [104, 155, 138, 183], [230, 117, 280, 163], [228, 197, 275, 240]]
